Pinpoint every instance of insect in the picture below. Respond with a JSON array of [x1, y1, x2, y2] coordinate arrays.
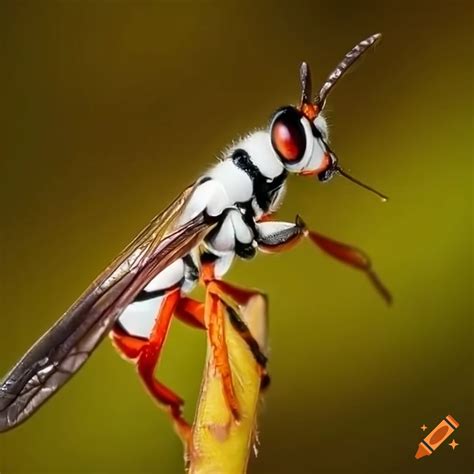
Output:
[[0, 33, 390, 438]]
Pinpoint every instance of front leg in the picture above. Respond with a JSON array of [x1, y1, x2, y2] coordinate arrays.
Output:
[[255, 216, 391, 303], [255, 216, 306, 253]]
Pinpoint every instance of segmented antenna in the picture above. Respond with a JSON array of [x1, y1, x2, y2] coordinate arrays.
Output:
[[300, 62, 313, 105], [315, 33, 382, 108], [299, 62, 317, 119]]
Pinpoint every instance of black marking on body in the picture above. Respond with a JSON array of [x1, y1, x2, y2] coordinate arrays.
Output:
[[134, 289, 167, 301], [232, 149, 287, 213], [205, 208, 256, 260], [224, 302, 268, 368], [113, 321, 148, 341], [238, 201, 259, 234], [309, 121, 323, 139], [134, 278, 184, 302], [234, 241, 256, 259], [200, 251, 220, 264], [183, 254, 199, 282], [196, 176, 212, 185]]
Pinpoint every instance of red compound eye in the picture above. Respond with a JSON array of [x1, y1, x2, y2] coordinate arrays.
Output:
[[271, 107, 306, 163]]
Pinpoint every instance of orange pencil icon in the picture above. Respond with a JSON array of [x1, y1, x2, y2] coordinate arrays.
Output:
[[415, 415, 459, 459]]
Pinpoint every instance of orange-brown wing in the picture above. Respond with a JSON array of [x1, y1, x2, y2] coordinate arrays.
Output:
[[0, 185, 214, 432]]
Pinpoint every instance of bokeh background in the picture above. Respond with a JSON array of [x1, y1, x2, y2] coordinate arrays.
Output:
[[1, 1, 472, 473]]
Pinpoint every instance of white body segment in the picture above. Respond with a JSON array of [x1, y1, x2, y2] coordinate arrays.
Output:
[[117, 258, 185, 338], [118, 114, 329, 339], [207, 160, 253, 205], [232, 131, 285, 179], [118, 295, 165, 339]]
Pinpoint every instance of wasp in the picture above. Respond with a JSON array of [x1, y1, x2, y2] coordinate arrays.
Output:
[[0, 34, 390, 438]]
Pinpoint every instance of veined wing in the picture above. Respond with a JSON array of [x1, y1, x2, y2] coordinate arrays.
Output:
[[0, 185, 213, 432]]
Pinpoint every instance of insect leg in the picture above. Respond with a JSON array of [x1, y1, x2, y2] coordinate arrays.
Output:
[[110, 327, 148, 360], [111, 289, 187, 432], [217, 294, 270, 391], [206, 279, 268, 370], [132, 289, 194, 437], [204, 278, 270, 421], [202, 284, 240, 420], [175, 297, 205, 329], [256, 216, 391, 304], [255, 216, 306, 253], [177, 285, 269, 375]]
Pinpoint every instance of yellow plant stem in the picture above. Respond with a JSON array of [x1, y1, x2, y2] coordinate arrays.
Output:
[[187, 295, 268, 474]]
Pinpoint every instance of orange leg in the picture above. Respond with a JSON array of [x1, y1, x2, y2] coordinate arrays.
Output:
[[111, 281, 269, 429], [209, 280, 270, 387], [204, 278, 270, 420], [256, 216, 391, 304], [219, 298, 269, 385], [111, 289, 190, 439], [135, 290, 191, 437], [211, 279, 267, 307], [175, 297, 205, 329], [204, 282, 240, 420], [111, 327, 147, 360]]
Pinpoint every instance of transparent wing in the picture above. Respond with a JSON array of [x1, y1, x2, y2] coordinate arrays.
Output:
[[0, 185, 213, 432]]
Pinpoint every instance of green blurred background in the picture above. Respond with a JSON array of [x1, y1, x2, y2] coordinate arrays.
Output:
[[1, 1, 472, 473]]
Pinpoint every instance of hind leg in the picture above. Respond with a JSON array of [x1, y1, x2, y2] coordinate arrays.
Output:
[[111, 289, 191, 438]]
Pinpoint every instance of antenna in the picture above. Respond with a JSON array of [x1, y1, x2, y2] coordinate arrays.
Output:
[[336, 166, 388, 202], [299, 62, 318, 120], [315, 33, 382, 109], [300, 62, 313, 106]]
